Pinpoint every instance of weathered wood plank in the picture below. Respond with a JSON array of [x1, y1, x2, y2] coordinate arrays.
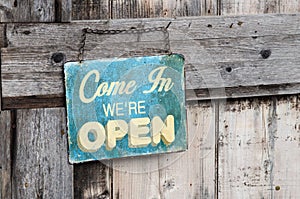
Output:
[[280, 0, 300, 13], [221, 0, 280, 15], [55, 0, 72, 22], [162, 0, 219, 17], [0, 24, 5, 48], [271, 95, 300, 198], [0, 111, 12, 199], [74, 162, 110, 198], [158, 101, 216, 198], [112, 101, 216, 198], [112, 156, 160, 198], [218, 98, 274, 198], [1, 14, 299, 109], [72, 0, 109, 20], [72, 0, 218, 20], [0, 0, 56, 22], [12, 108, 73, 199]]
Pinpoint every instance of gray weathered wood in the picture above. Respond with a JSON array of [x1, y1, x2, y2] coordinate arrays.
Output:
[[72, 0, 218, 20], [271, 95, 300, 198], [218, 98, 274, 198], [56, 0, 72, 22], [112, 156, 160, 198], [112, 101, 216, 198], [218, 95, 300, 198], [72, 0, 109, 20], [280, 0, 300, 13], [0, 111, 12, 199], [221, 0, 280, 15], [158, 101, 216, 198], [0, 0, 55, 22], [0, 0, 71, 22], [74, 162, 111, 198], [12, 108, 73, 199], [1, 14, 300, 109]]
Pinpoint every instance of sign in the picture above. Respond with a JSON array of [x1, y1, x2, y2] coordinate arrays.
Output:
[[64, 54, 187, 163]]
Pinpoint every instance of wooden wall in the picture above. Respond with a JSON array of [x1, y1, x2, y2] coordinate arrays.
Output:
[[0, 0, 300, 199]]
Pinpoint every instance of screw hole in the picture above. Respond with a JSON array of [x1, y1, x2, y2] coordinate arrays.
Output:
[[260, 49, 272, 59], [225, 67, 233, 73], [51, 52, 66, 65], [275, 186, 280, 191]]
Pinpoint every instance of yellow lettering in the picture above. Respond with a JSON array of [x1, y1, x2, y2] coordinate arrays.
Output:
[[151, 115, 175, 146], [129, 118, 151, 148], [106, 120, 128, 150], [77, 122, 106, 152]]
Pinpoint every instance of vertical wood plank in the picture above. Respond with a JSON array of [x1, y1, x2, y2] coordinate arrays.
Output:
[[0, 0, 56, 22], [0, 20, 11, 199], [158, 101, 216, 198], [272, 96, 300, 198], [218, 99, 273, 198], [71, 2, 112, 198], [113, 102, 216, 198], [112, 156, 160, 198], [55, 0, 72, 22], [71, 0, 218, 20], [280, 0, 300, 13], [72, 0, 109, 20], [12, 108, 73, 199], [162, 0, 219, 17], [109, 1, 218, 198], [0, 111, 12, 199], [220, 0, 280, 15], [74, 162, 111, 198]]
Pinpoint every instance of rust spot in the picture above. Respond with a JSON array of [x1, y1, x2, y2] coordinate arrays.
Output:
[[237, 21, 243, 26]]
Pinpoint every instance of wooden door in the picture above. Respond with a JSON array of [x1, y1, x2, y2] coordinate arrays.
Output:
[[0, 0, 300, 199]]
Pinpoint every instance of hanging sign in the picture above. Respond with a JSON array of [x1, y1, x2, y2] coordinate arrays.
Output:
[[64, 54, 187, 163]]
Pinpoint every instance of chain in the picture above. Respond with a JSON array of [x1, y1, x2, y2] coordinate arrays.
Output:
[[78, 25, 172, 62]]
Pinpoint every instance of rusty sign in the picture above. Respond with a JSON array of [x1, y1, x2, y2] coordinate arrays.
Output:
[[64, 54, 187, 163]]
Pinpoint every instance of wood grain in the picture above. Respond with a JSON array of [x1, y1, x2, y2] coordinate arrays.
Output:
[[1, 14, 300, 109], [0, 111, 12, 199], [271, 96, 300, 198], [0, 0, 55, 22], [112, 101, 216, 198], [158, 101, 216, 198], [218, 96, 300, 198], [112, 156, 160, 198], [72, 0, 218, 20], [74, 162, 111, 199], [280, 0, 300, 13], [55, 0, 72, 22], [221, 0, 280, 15], [218, 98, 274, 198], [11, 108, 73, 199]]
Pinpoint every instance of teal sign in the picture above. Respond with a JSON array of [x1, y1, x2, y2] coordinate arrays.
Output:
[[64, 54, 186, 163]]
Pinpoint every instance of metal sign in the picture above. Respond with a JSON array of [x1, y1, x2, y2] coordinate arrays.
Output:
[[64, 54, 186, 163]]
